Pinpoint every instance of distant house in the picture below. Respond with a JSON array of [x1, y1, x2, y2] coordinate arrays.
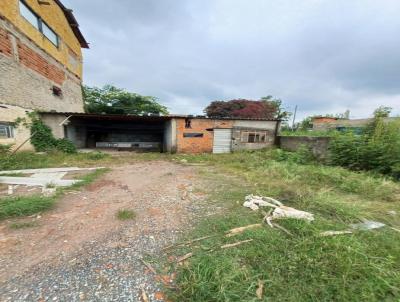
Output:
[[312, 116, 398, 132], [0, 0, 88, 150]]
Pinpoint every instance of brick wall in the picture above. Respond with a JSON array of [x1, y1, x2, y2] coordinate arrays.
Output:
[[0, 27, 12, 57], [17, 40, 65, 85], [176, 118, 234, 153], [0, 17, 84, 113]]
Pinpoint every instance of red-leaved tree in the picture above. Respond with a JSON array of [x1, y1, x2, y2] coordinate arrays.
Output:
[[204, 99, 278, 119]]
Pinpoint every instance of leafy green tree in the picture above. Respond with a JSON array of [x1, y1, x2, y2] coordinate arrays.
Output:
[[83, 85, 169, 115], [261, 96, 292, 121]]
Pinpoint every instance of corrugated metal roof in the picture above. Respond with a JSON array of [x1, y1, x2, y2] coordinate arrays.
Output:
[[39, 111, 280, 122]]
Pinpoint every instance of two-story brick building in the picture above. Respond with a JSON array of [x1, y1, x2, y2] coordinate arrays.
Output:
[[0, 0, 88, 150]]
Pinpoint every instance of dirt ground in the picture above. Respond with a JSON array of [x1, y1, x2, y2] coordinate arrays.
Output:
[[0, 161, 208, 301]]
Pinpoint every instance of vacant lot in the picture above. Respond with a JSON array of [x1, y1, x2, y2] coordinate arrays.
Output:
[[0, 158, 211, 301], [0, 150, 399, 301], [165, 150, 400, 302]]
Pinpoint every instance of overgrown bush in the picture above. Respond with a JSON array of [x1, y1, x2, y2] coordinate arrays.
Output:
[[329, 116, 400, 179], [0, 144, 12, 155], [18, 112, 76, 154], [272, 145, 316, 165]]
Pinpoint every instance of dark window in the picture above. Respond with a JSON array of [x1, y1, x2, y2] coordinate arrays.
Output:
[[241, 131, 268, 143], [0, 124, 14, 138], [19, 0, 59, 47], [183, 133, 204, 138], [248, 133, 255, 143], [185, 119, 192, 128], [52, 86, 63, 97]]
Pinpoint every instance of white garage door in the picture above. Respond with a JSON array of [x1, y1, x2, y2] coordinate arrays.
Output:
[[213, 129, 232, 154]]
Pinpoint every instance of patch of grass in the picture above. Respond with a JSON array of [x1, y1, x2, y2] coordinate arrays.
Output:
[[0, 172, 25, 177], [9, 221, 38, 229], [0, 150, 168, 171], [68, 168, 110, 190], [167, 150, 400, 301], [116, 209, 136, 220], [0, 195, 55, 220], [0, 168, 110, 220]]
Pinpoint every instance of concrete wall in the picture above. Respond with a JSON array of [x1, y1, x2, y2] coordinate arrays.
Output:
[[0, 103, 33, 150], [164, 119, 176, 153], [313, 117, 398, 130], [232, 128, 275, 151], [279, 136, 331, 159]]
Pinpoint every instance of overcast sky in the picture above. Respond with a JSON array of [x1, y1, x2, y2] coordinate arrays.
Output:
[[63, 0, 399, 121]]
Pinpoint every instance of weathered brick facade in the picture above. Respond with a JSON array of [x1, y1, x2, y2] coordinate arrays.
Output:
[[0, 0, 87, 150], [176, 118, 234, 153], [17, 40, 65, 85], [0, 27, 12, 57]]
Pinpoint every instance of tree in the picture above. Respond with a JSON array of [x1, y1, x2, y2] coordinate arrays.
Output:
[[204, 97, 287, 119], [260, 96, 292, 121], [83, 85, 169, 115]]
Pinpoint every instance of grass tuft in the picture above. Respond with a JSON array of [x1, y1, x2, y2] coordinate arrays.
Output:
[[9, 221, 38, 229], [116, 209, 136, 221]]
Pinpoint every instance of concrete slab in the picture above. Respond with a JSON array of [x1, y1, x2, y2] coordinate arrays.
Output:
[[0, 177, 79, 187]]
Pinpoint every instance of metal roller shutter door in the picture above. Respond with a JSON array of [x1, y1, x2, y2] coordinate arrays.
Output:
[[213, 129, 232, 154]]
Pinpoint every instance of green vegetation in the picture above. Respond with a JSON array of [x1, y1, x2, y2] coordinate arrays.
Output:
[[116, 209, 136, 220], [9, 221, 38, 230], [0, 195, 55, 220], [0, 150, 111, 171], [83, 84, 169, 115], [0, 168, 109, 220], [14, 112, 76, 153], [167, 150, 400, 301], [280, 129, 335, 137], [329, 117, 400, 179]]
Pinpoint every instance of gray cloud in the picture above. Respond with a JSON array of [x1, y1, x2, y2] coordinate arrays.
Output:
[[63, 0, 400, 120]]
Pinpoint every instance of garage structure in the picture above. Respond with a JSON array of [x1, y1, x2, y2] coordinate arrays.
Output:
[[40, 112, 280, 154]]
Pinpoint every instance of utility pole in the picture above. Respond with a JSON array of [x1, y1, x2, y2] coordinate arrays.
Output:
[[291, 105, 298, 131]]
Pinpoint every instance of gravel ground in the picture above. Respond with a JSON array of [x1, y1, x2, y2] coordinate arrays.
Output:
[[0, 161, 210, 302]]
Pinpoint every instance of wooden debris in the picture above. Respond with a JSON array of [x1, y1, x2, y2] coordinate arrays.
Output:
[[221, 239, 253, 249], [320, 230, 353, 237], [162, 235, 215, 251], [390, 227, 400, 233], [272, 222, 293, 236], [225, 224, 262, 237], [177, 252, 193, 263], [140, 259, 157, 275], [256, 279, 264, 300], [140, 285, 149, 302]]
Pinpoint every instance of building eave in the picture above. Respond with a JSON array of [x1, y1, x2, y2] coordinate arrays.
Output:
[[53, 0, 89, 49]]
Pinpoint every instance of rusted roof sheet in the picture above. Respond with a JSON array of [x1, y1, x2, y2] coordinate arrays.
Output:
[[39, 111, 280, 121]]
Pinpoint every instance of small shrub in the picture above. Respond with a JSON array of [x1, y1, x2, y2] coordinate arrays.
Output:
[[0, 144, 12, 155], [55, 138, 77, 154], [271, 145, 316, 165], [116, 209, 136, 220], [87, 151, 108, 160]]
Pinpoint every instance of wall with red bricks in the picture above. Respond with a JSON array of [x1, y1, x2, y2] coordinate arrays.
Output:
[[176, 118, 234, 153], [17, 40, 65, 85], [0, 17, 84, 113], [0, 27, 12, 57]]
